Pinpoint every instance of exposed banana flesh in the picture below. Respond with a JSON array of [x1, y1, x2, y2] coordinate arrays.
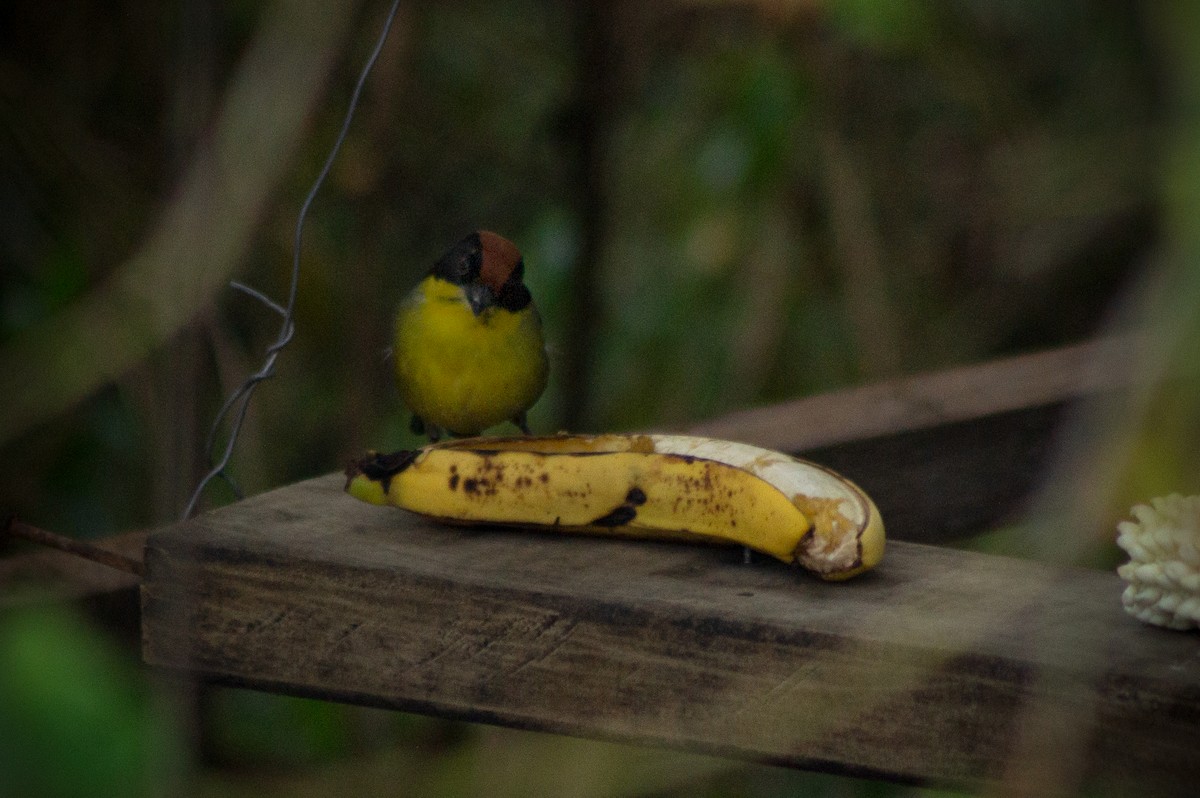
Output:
[[345, 434, 884, 580]]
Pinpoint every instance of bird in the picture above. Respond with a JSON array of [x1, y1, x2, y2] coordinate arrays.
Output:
[[393, 230, 549, 441]]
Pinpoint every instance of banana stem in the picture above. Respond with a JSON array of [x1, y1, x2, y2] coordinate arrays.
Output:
[[3, 516, 145, 577]]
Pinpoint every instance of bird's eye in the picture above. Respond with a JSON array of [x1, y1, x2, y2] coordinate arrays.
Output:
[[431, 237, 484, 285]]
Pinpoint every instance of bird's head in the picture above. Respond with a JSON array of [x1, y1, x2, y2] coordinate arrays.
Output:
[[431, 231, 532, 316]]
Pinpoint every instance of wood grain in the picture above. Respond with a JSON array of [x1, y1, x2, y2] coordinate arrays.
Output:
[[142, 473, 1200, 795]]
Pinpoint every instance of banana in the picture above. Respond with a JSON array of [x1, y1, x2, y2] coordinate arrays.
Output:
[[345, 434, 884, 580]]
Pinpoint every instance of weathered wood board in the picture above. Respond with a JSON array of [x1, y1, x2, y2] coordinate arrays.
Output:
[[691, 335, 1140, 544], [800, 404, 1063, 544], [142, 472, 1200, 795], [688, 335, 1136, 453]]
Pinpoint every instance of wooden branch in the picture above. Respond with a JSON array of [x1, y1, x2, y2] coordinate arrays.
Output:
[[1, 529, 146, 606], [142, 473, 1199, 795], [3, 518, 144, 577]]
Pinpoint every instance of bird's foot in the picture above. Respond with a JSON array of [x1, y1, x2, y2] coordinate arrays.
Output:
[[513, 412, 532, 436], [410, 415, 443, 443]]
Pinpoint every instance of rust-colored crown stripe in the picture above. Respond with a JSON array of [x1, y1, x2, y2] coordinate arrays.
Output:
[[477, 230, 522, 292]]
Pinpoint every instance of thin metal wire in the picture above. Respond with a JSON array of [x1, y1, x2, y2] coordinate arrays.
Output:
[[229, 281, 287, 317], [183, 0, 404, 520]]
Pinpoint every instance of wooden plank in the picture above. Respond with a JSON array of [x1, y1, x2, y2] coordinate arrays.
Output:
[[141, 473, 1200, 795], [687, 335, 1138, 451], [687, 336, 1141, 544], [796, 404, 1063, 543]]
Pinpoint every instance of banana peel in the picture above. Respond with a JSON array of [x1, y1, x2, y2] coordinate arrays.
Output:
[[345, 433, 884, 580]]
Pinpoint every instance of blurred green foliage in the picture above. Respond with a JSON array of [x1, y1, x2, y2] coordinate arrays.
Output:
[[1, 0, 1195, 796], [0, 605, 182, 798]]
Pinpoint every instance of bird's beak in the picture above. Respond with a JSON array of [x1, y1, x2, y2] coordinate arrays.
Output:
[[465, 282, 495, 316]]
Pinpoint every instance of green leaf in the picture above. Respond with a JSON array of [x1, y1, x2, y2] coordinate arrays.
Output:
[[0, 606, 181, 798]]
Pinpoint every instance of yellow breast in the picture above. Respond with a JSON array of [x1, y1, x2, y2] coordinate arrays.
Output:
[[393, 277, 548, 435]]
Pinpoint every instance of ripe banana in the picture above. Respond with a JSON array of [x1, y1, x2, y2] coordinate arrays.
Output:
[[345, 434, 884, 580]]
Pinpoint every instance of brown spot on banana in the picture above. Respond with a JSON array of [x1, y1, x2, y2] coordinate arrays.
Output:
[[590, 504, 638, 527], [589, 486, 649, 527]]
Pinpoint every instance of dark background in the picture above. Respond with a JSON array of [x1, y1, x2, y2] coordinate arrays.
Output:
[[2, 1, 1197, 795]]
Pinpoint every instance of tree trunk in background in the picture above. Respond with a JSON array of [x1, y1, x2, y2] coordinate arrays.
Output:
[[563, 0, 619, 432]]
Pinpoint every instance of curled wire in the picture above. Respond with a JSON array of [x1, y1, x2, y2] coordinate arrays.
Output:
[[183, 0, 403, 520]]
